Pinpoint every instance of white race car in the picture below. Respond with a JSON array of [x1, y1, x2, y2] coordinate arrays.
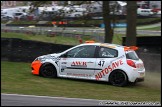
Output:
[[31, 41, 145, 86]]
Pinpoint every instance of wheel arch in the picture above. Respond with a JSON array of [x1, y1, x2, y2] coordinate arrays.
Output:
[[108, 69, 129, 86], [108, 69, 129, 82], [39, 62, 57, 76]]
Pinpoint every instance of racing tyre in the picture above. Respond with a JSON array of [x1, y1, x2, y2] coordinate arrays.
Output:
[[40, 64, 57, 78], [109, 70, 128, 87]]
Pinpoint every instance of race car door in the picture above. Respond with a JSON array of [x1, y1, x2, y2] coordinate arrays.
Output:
[[94, 46, 118, 81], [59, 45, 97, 79]]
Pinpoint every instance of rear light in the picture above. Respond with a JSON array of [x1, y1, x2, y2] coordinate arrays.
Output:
[[136, 63, 144, 69], [127, 59, 136, 68], [151, 9, 157, 12]]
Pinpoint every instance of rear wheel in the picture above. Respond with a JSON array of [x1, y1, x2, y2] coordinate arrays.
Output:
[[40, 64, 57, 78], [109, 70, 128, 87]]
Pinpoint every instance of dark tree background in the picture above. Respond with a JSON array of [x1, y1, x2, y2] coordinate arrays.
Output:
[[126, 1, 137, 46]]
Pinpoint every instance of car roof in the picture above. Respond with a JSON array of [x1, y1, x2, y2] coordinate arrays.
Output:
[[79, 42, 124, 49]]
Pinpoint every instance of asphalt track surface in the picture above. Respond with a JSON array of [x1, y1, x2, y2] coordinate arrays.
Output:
[[2, 93, 161, 106], [1, 93, 102, 106]]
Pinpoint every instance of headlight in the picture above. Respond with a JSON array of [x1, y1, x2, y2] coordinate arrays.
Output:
[[34, 57, 45, 62], [34, 57, 39, 61], [34, 57, 42, 61]]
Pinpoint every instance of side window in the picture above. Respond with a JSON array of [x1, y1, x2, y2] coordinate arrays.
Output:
[[98, 47, 118, 58], [67, 45, 96, 58]]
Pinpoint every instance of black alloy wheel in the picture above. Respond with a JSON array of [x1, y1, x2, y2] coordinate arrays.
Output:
[[40, 64, 57, 78], [109, 70, 128, 87]]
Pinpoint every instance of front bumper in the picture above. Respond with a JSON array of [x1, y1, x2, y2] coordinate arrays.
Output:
[[31, 60, 42, 75]]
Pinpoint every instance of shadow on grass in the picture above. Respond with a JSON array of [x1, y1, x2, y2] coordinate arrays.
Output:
[[33, 71, 161, 89], [36, 75, 141, 88]]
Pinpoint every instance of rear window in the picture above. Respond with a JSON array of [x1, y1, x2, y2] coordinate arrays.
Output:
[[126, 51, 139, 60]]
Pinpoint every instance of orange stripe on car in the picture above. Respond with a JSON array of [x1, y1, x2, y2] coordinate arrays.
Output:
[[31, 60, 42, 75], [85, 40, 95, 43], [124, 46, 138, 51]]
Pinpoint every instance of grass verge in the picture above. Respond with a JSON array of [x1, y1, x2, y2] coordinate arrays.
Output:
[[139, 26, 161, 31], [6, 17, 161, 25], [1, 31, 160, 46], [1, 32, 123, 45], [1, 32, 81, 45], [1, 61, 161, 102]]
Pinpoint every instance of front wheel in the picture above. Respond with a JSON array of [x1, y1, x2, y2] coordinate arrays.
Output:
[[109, 70, 128, 87], [40, 64, 57, 78]]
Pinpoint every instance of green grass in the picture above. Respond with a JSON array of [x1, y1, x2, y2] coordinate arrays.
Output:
[[1, 32, 123, 45], [1, 32, 82, 45], [1, 31, 160, 46], [1, 20, 9, 24], [116, 17, 161, 24], [10, 20, 38, 24], [112, 34, 123, 45], [1, 61, 161, 102], [69, 19, 103, 25], [5, 17, 161, 26], [139, 26, 161, 31]]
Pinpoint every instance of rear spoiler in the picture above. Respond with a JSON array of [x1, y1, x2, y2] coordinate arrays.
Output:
[[124, 46, 138, 51]]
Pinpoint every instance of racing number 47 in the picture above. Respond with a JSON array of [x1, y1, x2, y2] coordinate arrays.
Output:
[[98, 61, 105, 67]]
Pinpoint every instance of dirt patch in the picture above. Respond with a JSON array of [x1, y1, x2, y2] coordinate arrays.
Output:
[[136, 71, 161, 90]]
